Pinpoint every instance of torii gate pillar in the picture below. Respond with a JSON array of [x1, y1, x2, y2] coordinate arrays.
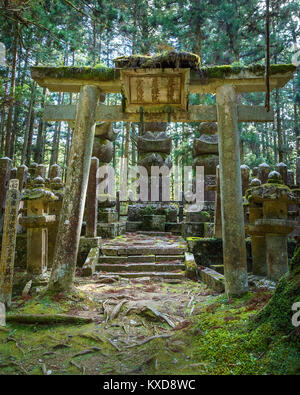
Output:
[[48, 85, 100, 292], [216, 84, 248, 297]]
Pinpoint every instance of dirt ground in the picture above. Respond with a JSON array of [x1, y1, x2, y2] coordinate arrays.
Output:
[[0, 274, 298, 375]]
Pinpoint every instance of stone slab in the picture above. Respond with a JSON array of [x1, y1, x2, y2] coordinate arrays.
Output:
[[210, 264, 224, 275], [199, 267, 225, 292], [79, 236, 102, 252], [155, 255, 184, 262], [165, 222, 182, 234], [96, 262, 185, 272], [126, 221, 142, 232], [97, 222, 125, 238], [182, 222, 205, 237], [96, 271, 185, 279], [82, 247, 99, 276], [185, 252, 198, 279]]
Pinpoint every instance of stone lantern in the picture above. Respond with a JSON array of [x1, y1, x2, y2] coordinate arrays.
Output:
[[246, 171, 300, 281], [20, 176, 57, 276]]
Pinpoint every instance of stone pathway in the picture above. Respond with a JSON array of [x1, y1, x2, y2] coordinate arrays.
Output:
[[97, 232, 187, 280]]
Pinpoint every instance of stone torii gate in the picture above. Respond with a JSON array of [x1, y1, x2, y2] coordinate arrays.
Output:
[[30, 61, 295, 296]]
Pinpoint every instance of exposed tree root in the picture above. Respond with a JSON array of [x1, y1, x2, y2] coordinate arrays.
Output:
[[6, 313, 93, 325]]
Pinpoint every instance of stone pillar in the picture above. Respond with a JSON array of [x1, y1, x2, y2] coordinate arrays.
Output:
[[248, 171, 297, 281], [48, 168, 64, 267], [252, 167, 259, 178], [216, 84, 248, 297], [246, 178, 267, 276], [193, 122, 218, 206], [35, 164, 47, 180], [28, 162, 38, 180], [0, 180, 20, 308], [93, 122, 122, 238], [214, 165, 222, 238], [0, 158, 12, 219], [26, 213, 48, 275], [258, 163, 270, 184], [276, 162, 288, 185], [251, 235, 267, 275], [48, 85, 100, 292], [138, 122, 172, 202], [49, 164, 61, 180], [127, 122, 176, 234], [240, 165, 250, 196], [86, 157, 99, 237], [265, 234, 288, 280], [16, 164, 28, 192], [287, 170, 295, 188], [21, 176, 57, 276], [10, 167, 17, 179]]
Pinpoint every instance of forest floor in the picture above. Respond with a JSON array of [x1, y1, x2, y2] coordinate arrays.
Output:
[[0, 274, 299, 375]]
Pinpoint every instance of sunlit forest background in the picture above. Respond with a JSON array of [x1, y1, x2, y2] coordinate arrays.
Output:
[[0, 0, 299, 187]]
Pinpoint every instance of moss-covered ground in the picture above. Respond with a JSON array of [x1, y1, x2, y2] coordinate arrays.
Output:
[[1, 274, 299, 375]]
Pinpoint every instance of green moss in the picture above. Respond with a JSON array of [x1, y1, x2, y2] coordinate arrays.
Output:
[[22, 187, 57, 201], [31, 65, 118, 81], [251, 245, 300, 332], [114, 51, 201, 69], [32, 62, 295, 85], [199, 63, 296, 79]]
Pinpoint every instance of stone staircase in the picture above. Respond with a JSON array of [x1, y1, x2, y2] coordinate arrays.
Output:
[[96, 233, 187, 279]]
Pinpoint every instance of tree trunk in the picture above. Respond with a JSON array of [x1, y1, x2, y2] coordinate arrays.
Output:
[[0, 75, 8, 156], [34, 88, 48, 164], [4, 22, 18, 157], [25, 109, 35, 165], [21, 82, 36, 165], [275, 88, 283, 162]]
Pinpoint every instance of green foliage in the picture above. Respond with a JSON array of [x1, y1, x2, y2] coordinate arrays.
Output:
[[251, 245, 300, 333], [0, 0, 299, 175]]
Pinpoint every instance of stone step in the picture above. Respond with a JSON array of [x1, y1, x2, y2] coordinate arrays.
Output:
[[95, 271, 185, 279], [136, 231, 173, 237], [98, 254, 185, 264], [96, 262, 185, 272], [101, 245, 186, 256]]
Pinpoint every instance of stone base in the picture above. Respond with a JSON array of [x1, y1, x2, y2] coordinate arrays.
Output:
[[182, 221, 215, 238], [0, 233, 27, 269], [78, 236, 102, 267], [182, 222, 205, 237], [79, 236, 102, 252], [127, 202, 178, 222], [97, 222, 125, 238], [199, 267, 225, 293], [165, 222, 182, 234], [188, 237, 253, 271], [184, 252, 198, 279], [82, 247, 99, 277], [13, 270, 50, 295], [204, 222, 214, 238], [142, 214, 166, 232], [126, 221, 142, 232], [186, 211, 211, 223], [98, 209, 118, 223]]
